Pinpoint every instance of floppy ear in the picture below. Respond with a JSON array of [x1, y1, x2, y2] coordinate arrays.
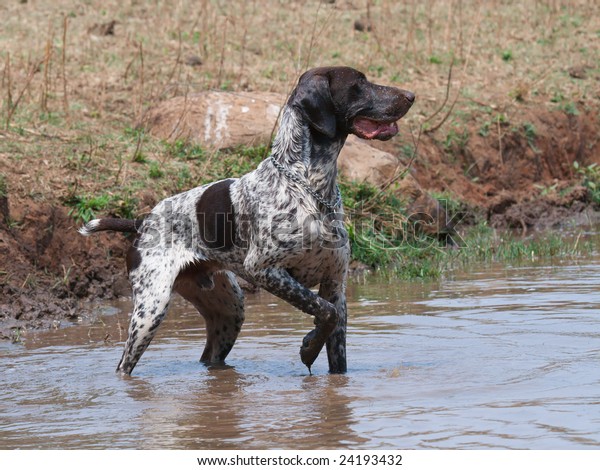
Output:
[[291, 74, 337, 139]]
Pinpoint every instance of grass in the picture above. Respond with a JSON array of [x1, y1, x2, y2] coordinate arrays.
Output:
[[574, 161, 600, 205], [0, 174, 7, 198], [64, 191, 137, 223], [356, 206, 594, 279], [338, 176, 595, 278]]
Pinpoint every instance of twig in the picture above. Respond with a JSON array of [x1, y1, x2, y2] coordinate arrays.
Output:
[[497, 114, 504, 165], [304, 0, 323, 70], [366, 1, 424, 75], [160, 29, 183, 98], [268, 0, 333, 159], [5, 57, 43, 130], [383, 123, 422, 190], [61, 15, 70, 122], [422, 59, 454, 131], [163, 81, 192, 151], [216, 16, 228, 89], [2, 53, 12, 125], [423, 4, 482, 134], [137, 42, 145, 122], [41, 21, 54, 113]]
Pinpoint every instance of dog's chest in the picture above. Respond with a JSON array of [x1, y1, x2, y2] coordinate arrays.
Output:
[[286, 243, 348, 287]]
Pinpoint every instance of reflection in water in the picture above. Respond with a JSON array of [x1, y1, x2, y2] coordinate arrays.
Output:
[[128, 363, 366, 449], [1, 256, 600, 449]]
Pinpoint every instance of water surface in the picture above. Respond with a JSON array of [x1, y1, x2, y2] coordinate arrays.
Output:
[[1, 257, 599, 449]]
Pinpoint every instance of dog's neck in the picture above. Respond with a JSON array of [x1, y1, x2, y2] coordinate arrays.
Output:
[[271, 106, 346, 203]]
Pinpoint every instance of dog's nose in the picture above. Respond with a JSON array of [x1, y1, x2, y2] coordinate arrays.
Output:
[[403, 91, 415, 103]]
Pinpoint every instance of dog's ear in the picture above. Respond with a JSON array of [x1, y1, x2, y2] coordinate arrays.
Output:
[[291, 73, 337, 139]]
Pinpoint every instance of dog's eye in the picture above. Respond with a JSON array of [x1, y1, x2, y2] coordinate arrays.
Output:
[[347, 83, 361, 100]]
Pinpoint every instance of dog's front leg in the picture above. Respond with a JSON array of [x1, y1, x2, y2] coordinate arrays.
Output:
[[245, 265, 338, 372], [320, 281, 347, 374]]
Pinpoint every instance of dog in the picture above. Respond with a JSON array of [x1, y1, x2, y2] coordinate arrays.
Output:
[[80, 66, 414, 375]]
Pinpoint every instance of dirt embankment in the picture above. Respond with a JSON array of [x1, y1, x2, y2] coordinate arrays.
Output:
[[0, 199, 131, 340], [399, 107, 600, 230], [1, 104, 599, 340]]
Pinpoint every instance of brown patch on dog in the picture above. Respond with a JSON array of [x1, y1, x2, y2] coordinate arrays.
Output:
[[126, 243, 142, 273], [195, 179, 236, 250], [174, 260, 220, 290]]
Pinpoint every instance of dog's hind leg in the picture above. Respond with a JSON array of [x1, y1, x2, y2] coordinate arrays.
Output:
[[117, 254, 176, 375], [174, 267, 245, 364]]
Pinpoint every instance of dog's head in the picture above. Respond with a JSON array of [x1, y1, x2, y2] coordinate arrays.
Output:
[[289, 66, 414, 141]]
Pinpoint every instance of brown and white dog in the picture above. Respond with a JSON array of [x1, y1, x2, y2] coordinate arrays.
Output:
[[80, 66, 414, 375]]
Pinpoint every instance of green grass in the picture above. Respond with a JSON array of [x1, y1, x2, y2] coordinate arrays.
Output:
[[0, 173, 7, 198], [574, 161, 600, 205], [64, 191, 138, 223]]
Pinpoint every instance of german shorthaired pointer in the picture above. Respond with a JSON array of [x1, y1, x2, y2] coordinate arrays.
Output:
[[80, 66, 414, 375]]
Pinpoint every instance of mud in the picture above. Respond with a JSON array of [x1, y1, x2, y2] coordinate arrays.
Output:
[[0, 199, 130, 340]]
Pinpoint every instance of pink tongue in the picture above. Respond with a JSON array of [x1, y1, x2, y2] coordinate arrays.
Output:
[[354, 117, 398, 139]]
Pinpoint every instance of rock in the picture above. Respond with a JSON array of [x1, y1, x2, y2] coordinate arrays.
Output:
[[142, 91, 284, 149], [354, 18, 372, 32], [144, 91, 403, 188], [567, 65, 589, 80], [184, 55, 203, 67], [88, 20, 117, 36], [399, 173, 453, 238], [338, 135, 400, 186]]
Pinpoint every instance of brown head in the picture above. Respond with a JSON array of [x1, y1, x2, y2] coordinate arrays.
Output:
[[288, 66, 414, 141]]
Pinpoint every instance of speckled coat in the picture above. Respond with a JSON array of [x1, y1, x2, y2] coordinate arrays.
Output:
[[80, 66, 414, 375]]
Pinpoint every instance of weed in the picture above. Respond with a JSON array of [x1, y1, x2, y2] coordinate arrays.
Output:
[[175, 166, 193, 191], [0, 174, 7, 197], [550, 91, 565, 103], [574, 161, 600, 205], [64, 191, 137, 223], [495, 113, 509, 126], [11, 327, 23, 344], [501, 49, 513, 62], [148, 161, 164, 179], [443, 127, 469, 153], [165, 140, 206, 161], [522, 122, 539, 152], [400, 144, 414, 159], [558, 101, 579, 116], [111, 192, 139, 219], [201, 144, 268, 182], [478, 121, 491, 137], [368, 64, 384, 78], [131, 151, 147, 163], [534, 182, 559, 197], [65, 193, 110, 222]]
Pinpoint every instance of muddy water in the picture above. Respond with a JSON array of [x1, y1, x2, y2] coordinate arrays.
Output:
[[1, 256, 600, 450]]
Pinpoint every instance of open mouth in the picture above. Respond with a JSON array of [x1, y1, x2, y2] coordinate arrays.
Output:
[[351, 117, 399, 140]]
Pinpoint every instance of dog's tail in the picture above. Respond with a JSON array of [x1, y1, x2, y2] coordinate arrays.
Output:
[[78, 218, 142, 236]]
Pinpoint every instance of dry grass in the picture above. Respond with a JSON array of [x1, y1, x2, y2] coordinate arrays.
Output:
[[0, 0, 598, 203]]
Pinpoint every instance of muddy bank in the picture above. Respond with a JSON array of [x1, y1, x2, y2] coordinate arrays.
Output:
[[0, 198, 131, 340]]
